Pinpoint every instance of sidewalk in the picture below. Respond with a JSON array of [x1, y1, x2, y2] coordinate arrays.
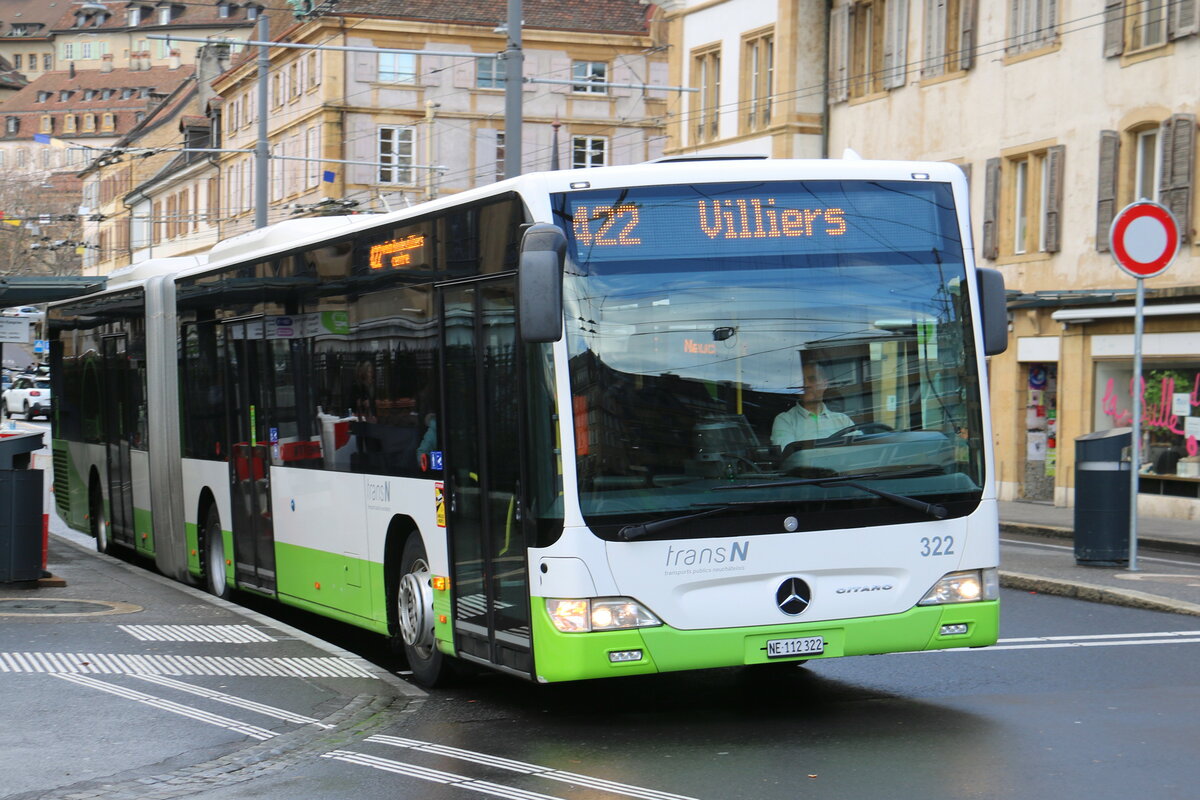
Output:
[[998, 499, 1200, 618], [0, 528, 418, 799]]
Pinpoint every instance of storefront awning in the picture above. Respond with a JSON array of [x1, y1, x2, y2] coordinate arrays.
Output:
[[1052, 302, 1200, 324]]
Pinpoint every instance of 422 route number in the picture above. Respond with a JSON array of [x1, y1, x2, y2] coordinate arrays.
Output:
[[920, 536, 955, 557]]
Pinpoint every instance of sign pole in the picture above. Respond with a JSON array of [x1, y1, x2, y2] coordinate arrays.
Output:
[[1108, 199, 1180, 574], [1128, 277, 1144, 571]]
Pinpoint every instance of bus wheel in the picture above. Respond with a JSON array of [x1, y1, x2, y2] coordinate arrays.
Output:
[[89, 481, 109, 554], [393, 535, 445, 687], [203, 507, 231, 599]]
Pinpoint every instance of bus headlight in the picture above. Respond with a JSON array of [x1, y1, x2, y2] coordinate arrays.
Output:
[[918, 568, 999, 606], [545, 597, 662, 633]]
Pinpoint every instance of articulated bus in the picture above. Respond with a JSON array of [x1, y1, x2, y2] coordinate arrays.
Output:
[[50, 155, 1008, 686]]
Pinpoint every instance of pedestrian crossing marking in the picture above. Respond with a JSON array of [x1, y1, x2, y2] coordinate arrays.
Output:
[[119, 624, 277, 643], [0, 651, 375, 678]]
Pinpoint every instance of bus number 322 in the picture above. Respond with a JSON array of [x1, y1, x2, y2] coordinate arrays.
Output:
[[920, 536, 955, 557]]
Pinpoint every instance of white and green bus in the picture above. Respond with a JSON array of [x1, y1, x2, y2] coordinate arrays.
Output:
[[50, 155, 1008, 686]]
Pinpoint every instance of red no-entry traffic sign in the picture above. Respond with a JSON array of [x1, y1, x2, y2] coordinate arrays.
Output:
[[1109, 201, 1180, 279]]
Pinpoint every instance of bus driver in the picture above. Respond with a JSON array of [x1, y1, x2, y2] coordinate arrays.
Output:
[[771, 360, 853, 449]]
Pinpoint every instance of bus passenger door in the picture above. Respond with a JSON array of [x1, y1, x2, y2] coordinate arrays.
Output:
[[443, 278, 532, 677], [101, 335, 136, 549], [224, 320, 277, 593]]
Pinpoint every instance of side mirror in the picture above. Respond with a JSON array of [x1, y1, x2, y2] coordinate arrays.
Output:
[[518, 223, 567, 343], [976, 267, 1008, 356]]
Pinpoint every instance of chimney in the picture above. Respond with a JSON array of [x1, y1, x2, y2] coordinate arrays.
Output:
[[101, 53, 114, 73], [168, 48, 181, 71], [69, 62, 76, 78]]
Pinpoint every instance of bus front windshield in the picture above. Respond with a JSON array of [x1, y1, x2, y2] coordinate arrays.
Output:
[[552, 179, 987, 537]]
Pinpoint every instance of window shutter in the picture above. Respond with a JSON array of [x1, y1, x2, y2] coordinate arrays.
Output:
[[982, 157, 1000, 260], [829, 4, 850, 103], [1005, 0, 1021, 55], [883, 0, 909, 89], [1043, 144, 1065, 253], [1170, 0, 1199, 39], [423, 55, 443, 87], [922, 0, 947, 78], [958, 0, 977, 71], [1103, 0, 1124, 57], [452, 59, 473, 89], [1159, 114, 1195, 242], [1096, 130, 1119, 252], [353, 51, 375, 83]]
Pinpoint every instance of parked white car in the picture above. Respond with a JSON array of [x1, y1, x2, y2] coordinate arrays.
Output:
[[2, 375, 52, 420]]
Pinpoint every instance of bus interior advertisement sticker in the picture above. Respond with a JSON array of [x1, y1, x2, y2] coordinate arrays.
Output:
[[250, 405, 257, 447], [559, 181, 957, 264], [435, 482, 445, 528]]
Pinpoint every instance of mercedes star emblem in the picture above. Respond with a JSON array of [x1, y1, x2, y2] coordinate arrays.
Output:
[[776, 577, 812, 616]]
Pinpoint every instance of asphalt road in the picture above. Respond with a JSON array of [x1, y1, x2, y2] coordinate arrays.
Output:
[[152, 587, 1200, 800]]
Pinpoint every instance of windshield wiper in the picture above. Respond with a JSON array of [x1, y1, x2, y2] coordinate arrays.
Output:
[[713, 468, 949, 520], [617, 504, 738, 542]]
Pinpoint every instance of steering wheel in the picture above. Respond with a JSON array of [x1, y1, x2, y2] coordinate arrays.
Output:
[[825, 422, 894, 439]]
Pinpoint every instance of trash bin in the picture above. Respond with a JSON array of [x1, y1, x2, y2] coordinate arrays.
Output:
[[0, 429, 46, 583], [1073, 427, 1131, 566]]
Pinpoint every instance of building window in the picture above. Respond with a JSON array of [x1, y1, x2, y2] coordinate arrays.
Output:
[[158, 6, 172, 25], [39, 115, 52, 133], [691, 46, 720, 143], [128, 7, 141, 25], [64, 114, 77, 132], [378, 126, 415, 184], [1103, 0, 1198, 58], [81, 42, 94, 59], [1007, 0, 1058, 54], [13, 55, 21, 70], [246, 6, 259, 20], [83, 113, 96, 132], [101, 113, 115, 131], [849, 2, 883, 97], [921, 0, 976, 78], [306, 126, 320, 187], [572, 136, 606, 168], [43, 54, 52, 70], [1096, 116, 1195, 251], [1130, 0, 1168, 50], [494, 131, 505, 179], [571, 61, 607, 94], [5, 117, 18, 135], [307, 52, 320, 87], [741, 29, 774, 131], [217, 3, 230, 19], [477, 57, 504, 89], [980, 145, 1064, 260], [378, 52, 416, 84]]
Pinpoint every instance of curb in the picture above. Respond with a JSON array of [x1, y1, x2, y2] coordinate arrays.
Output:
[[1000, 570, 1200, 618], [1000, 522, 1200, 558]]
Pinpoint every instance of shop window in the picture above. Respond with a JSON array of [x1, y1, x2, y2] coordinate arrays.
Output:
[[1096, 362, 1200, 484], [1022, 364, 1058, 501]]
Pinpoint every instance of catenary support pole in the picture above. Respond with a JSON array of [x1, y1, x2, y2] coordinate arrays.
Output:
[[503, 0, 522, 178], [255, 13, 269, 229]]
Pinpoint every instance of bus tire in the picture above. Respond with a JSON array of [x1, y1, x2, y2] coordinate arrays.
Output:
[[203, 506, 231, 599], [89, 479, 109, 554], [390, 535, 446, 687]]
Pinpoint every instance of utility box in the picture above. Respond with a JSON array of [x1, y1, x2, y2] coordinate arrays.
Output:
[[1073, 427, 1131, 566], [0, 429, 45, 583]]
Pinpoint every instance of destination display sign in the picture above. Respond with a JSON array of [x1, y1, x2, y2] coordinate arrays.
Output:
[[557, 181, 957, 264]]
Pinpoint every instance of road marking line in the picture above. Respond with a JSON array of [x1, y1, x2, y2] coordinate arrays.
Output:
[[53, 673, 277, 740], [131, 674, 333, 728], [119, 624, 276, 643], [323, 750, 564, 800], [0, 651, 374, 678], [366, 735, 699, 800], [1001, 538, 1200, 569], [999, 630, 1200, 643]]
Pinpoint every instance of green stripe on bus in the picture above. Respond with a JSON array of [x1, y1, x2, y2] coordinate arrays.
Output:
[[529, 600, 999, 683]]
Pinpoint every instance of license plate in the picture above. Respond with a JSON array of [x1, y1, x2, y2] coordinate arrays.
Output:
[[766, 636, 825, 658]]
